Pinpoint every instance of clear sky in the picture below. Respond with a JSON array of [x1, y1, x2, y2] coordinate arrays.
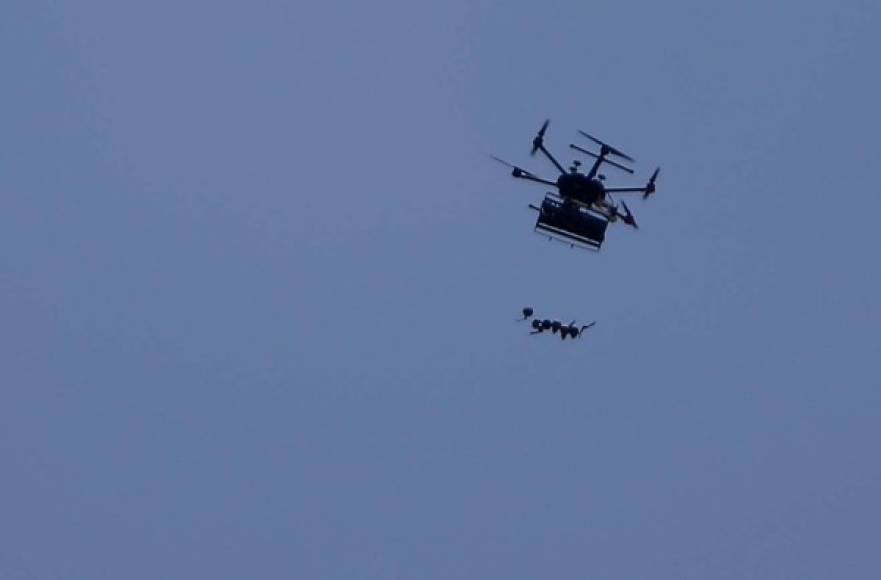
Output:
[[2, 1, 880, 578]]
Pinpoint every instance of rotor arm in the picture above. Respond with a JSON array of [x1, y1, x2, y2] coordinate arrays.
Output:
[[606, 166, 660, 199], [536, 143, 567, 175], [529, 120, 566, 175], [490, 155, 557, 187], [511, 169, 557, 187], [586, 155, 605, 180], [604, 186, 651, 194]]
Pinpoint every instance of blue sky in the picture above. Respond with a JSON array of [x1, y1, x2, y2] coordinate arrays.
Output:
[[2, 1, 880, 578]]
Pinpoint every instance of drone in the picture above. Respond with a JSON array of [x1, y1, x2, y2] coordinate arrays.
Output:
[[517, 307, 595, 340], [493, 120, 660, 250]]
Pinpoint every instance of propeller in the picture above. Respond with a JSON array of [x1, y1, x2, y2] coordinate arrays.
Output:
[[517, 307, 534, 321], [577, 130, 635, 162], [568, 144, 634, 174], [489, 155, 534, 179], [643, 167, 660, 199], [531, 119, 550, 156], [619, 201, 638, 229]]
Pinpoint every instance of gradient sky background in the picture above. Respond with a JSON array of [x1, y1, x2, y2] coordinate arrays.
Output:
[[2, 1, 880, 578]]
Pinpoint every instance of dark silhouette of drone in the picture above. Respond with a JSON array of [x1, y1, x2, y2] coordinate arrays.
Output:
[[492, 120, 660, 249], [494, 120, 659, 221], [517, 307, 595, 340]]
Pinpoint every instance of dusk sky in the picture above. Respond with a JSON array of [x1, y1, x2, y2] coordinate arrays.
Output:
[[2, 1, 880, 578]]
